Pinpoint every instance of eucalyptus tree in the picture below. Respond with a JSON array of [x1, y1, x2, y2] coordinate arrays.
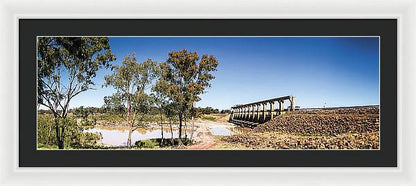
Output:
[[157, 49, 219, 139], [150, 92, 167, 145], [104, 53, 157, 148], [189, 105, 200, 140], [73, 106, 89, 124], [103, 95, 125, 115], [164, 103, 179, 142], [151, 62, 173, 144], [37, 37, 115, 149], [153, 66, 179, 143]]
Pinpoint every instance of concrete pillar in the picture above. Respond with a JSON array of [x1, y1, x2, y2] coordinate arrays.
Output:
[[251, 105, 255, 121], [255, 104, 259, 122], [242, 107, 245, 120], [253, 105, 256, 122], [241, 107, 244, 119], [279, 100, 284, 114], [241, 107, 243, 119], [241, 107, 246, 120], [245, 107, 247, 119], [247, 106, 250, 120], [248, 105, 252, 121], [291, 96, 296, 111], [243, 107, 246, 120], [233, 108, 236, 119], [246, 106, 249, 120], [262, 102, 267, 122], [270, 102, 275, 119]]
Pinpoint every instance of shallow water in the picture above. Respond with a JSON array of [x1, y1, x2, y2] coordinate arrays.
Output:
[[86, 127, 187, 146], [85, 124, 233, 147], [210, 125, 233, 136]]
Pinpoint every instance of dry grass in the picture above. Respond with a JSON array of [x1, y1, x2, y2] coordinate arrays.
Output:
[[222, 106, 380, 150]]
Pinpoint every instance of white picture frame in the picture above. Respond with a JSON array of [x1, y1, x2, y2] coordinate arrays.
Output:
[[0, 0, 414, 185]]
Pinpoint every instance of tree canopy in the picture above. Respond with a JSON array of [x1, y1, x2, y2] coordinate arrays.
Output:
[[154, 49, 219, 139], [37, 37, 115, 149], [104, 53, 158, 148], [38, 37, 115, 116]]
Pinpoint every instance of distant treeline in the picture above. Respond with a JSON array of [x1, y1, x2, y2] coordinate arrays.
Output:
[[38, 106, 231, 115]]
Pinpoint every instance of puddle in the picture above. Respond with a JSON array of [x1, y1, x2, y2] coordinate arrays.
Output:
[[209, 125, 234, 136], [85, 127, 192, 147], [85, 123, 234, 147]]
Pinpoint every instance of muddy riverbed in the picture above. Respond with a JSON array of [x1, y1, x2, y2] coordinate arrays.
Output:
[[85, 122, 235, 147]]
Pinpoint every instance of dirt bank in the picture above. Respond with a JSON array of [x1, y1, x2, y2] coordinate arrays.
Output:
[[186, 119, 235, 149], [222, 106, 380, 150]]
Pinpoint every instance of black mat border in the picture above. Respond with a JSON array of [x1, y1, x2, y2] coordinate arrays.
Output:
[[19, 19, 397, 167]]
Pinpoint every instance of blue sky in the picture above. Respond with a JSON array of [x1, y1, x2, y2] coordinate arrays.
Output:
[[66, 37, 379, 110]]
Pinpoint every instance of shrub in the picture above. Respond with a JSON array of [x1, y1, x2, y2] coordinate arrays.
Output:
[[134, 138, 194, 148], [202, 116, 216, 121], [135, 139, 159, 148], [37, 113, 101, 149]]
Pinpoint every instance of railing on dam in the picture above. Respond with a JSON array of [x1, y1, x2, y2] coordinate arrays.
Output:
[[229, 95, 296, 127]]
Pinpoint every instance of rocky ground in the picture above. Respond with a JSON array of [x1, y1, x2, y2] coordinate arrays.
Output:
[[221, 106, 380, 150]]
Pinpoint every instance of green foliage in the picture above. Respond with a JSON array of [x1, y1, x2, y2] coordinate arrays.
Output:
[[38, 109, 53, 114], [220, 109, 231, 114], [154, 49, 219, 138], [37, 114, 101, 149], [135, 139, 159, 148], [161, 49, 219, 107], [201, 116, 216, 121], [69, 129, 102, 148], [134, 138, 193, 148], [104, 53, 158, 148], [37, 37, 116, 113], [96, 113, 125, 124], [94, 112, 172, 125], [37, 37, 115, 149], [37, 114, 56, 146], [37, 143, 59, 149], [104, 53, 158, 121], [197, 106, 220, 114], [103, 95, 125, 114], [73, 106, 92, 125], [38, 45, 219, 149]]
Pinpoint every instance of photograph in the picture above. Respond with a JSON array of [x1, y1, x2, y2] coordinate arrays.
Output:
[[1, 0, 411, 182], [36, 36, 380, 150], [1, 0, 409, 183]]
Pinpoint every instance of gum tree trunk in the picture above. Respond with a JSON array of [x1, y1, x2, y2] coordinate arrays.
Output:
[[126, 95, 131, 148], [169, 119, 174, 142], [178, 112, 183, 139], [55, 117, 64, 149], [127, 128, 132, 148], [161, 124, 164, 145], [184, 114, 187, 140], [190, 116, 195, 140], [160, 113, 164, 145]]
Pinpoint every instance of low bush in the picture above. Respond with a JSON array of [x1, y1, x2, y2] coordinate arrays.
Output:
[[135, 139, 159, 148], [37, 113, 102, 149], [201, 116, 216, 121], [134, 138, 193, 148]]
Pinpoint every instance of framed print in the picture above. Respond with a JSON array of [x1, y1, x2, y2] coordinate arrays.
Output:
[[2, 0, 416, 185], [19, 19, 396, 167]]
